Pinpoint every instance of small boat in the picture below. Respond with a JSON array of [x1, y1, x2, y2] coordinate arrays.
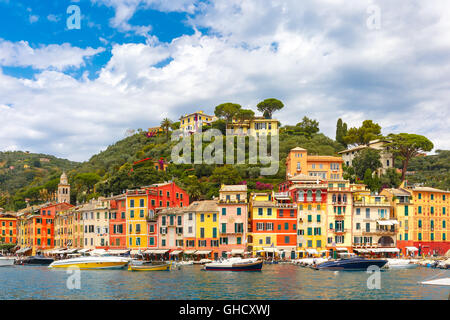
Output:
[[193, 259, 212, 265], [48, 256, 129, 269], [385, 258, 418, 269], [22, 255, 54, 266], [421, 278, 450, 286], [203, 257, 263, 271], [128, 262, 172, 271], [0, 256, 15, 267], [315, 256, 387, 271]]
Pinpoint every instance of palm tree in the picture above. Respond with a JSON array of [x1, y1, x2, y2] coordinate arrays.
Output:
[[161, 118, 172, 141]]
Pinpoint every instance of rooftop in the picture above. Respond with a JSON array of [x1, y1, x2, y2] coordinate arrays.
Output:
[[220, 184, 247, 192], [186, 200, 218, 212]]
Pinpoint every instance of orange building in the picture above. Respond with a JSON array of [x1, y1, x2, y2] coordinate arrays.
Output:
[[0, 212, 17, 244], [286, 147, 343, 181]]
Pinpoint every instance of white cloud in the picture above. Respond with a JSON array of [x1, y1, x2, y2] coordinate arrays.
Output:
[[29, 14, 39, 24], [1, 0, 450, 161], [0, 39, 105, 71]]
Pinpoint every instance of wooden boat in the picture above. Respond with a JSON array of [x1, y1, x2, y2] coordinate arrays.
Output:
[[128, 262, 172, 271]]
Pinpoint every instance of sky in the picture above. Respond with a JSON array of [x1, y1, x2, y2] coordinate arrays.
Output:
[[0, 0, 449, 162]]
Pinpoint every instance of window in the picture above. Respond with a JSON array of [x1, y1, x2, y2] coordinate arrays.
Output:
[[212, 228, 217, 238], [237, 207, 241, 215], [266, 237, 271, 244], [213, 214, 217, 222], [365, 208, 370, 218], [200, 214, 205, 222], [189, 213, 193, 221], [130, 199, 135, 208], [200, 228, 205, 238], [139, 199, 144, 207], [258, 208, 263, 216], [317, 215, 321, 223], [267, 208, 272, 216], [130, 210, 134, 218], [356, 208, 360, 215], [284, 222, 289, 230], [356, 223, 360, 230], [221, 223, 226, 233], [140, 210, 144, 218], [418, 206, 422, 214], [222, 208, 226, 216], [365, 223, 370, 232]]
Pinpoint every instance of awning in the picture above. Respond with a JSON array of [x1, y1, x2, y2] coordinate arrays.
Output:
[[231, 249, 244, 254], [90, 249, 107, 255], [370, 248, 400, 253], [354, 248, 369, 253], [405, 246, 418, 252], [78, 248, 91, 253], [130, 249, 144, 255], [65, 249, 78, 254], [145, 249, 169, 254], [16, 247, 31, 254], [195, 250, 212, 255], [335, 247, 348, 252], [183, 250, 197, 254], [107, 249, 130, 255], [169, 250, 183, 255], [263, 248, 279, 253], [306, 249, 318, 255], [377, 220, 393, 226]]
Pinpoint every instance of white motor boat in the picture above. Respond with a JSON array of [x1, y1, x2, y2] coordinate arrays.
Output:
[[49, 255, 129, 269], [0, 256, 15, 267], [385, 258, 419, 269], [421, 278, 450, 286], [204, 257, 263, 271]]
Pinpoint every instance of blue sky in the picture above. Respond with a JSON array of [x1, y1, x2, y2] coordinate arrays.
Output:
[[0, 0, 449, 161]]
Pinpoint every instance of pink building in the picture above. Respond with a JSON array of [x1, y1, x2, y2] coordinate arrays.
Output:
[[217, 184, 248, 258]]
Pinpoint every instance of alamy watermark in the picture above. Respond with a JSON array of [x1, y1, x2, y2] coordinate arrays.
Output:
[[366, 4, 381, 30], [171, 129, 279, 175], [67, 4, 81, 30], [66, 266, 81, 290], [366, 265, 381, 290]]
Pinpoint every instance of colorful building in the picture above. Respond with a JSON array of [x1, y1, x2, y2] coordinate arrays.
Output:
[[285, 147, 343, 180], [248, 192, 278, 257], [0, 212, 17, 244], [179, 111, 216, 136], [338, 139, 394, 175], [109, 195, 127, 249], [186, 200, 220, 260], [326, 180, 354, 255], [272, 191, 297, 259], [156, 207, 185, 254], [382, 185, 450, 256], [287, 174, 327, 258], [352, 191, 398, 255], [226, 117, 279, 137], [217, 184, 248, 257]]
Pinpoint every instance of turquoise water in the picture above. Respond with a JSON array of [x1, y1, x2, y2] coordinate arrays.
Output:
[[0, 264, 449, 299]]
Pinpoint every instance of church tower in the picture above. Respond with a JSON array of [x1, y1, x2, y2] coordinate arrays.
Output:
[[57, 172, 70, 204]]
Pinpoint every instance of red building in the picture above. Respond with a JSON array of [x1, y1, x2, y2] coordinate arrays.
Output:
[[109, 195, 127, 249], [0, 213, 17, 244]]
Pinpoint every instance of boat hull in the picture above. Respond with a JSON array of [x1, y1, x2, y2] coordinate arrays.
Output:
[[22, 257, 54, 266], [0, 257, 15, 267], [204, 260, 263, 271], [128, 264, 171, 271], [316, 259, 387, 270], [50, 261, 128, 269]]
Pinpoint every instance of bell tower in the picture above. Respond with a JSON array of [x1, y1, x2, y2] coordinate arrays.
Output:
[[57, 172, 70, 204]]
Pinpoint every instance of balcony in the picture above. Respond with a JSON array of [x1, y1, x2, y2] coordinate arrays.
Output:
[[363, 228, 397, 236], [275, 203, 297, 208], [332, 201, 348, 205], [329, 228, 350, 234], [218, 199, 247, 204], [354, 200, 390, 207]]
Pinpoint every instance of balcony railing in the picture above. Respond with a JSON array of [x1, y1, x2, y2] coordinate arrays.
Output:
[[275, 203, 297, 208], [353, 200, 390, 207]]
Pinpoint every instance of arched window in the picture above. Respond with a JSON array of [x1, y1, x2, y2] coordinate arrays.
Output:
[[343, 194, 347, 203], [332, 194, 336, 203], [316, 190, 321, 200], [307, 190, 313, 201]]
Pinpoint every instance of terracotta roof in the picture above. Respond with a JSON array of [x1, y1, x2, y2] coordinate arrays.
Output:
[[291, 147, 306, 151], [186, 200, 218, 212], [409, 187, 450, 193], [156, 207, 186, 215], [220, 185, 247, 192], [383, 188, 411, 197]]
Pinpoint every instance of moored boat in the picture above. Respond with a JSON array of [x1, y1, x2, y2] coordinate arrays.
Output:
[[421, 278, 450, 286], [203, 257, 263, 271], [0, 256, 15, 267], [315, 256, 387, 270], [128, 262, 172, 271], [385, 258, 418, 269], [21, 255, 54, 266], [48, 256, 129, 269]]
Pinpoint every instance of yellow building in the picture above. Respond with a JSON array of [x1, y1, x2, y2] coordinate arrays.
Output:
[[189, 200, 220, 260], [326, 180, 354, 254], [382, 184, 449, 256], [248, 193, 278, 257], [179, 111, 216, 136], [352, 191, 397, 254], [227, 117, 279, 137], [126, 189, 149, 251], [286, 147, 343, 180]]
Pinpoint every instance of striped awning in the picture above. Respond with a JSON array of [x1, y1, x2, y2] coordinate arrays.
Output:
[[145, 249, 169, 254], [183, 250, 197, 254], [370, 248, 400, 253], [107, 249, 130, 255], [231, 249, 244, 254], [169, 250, 183, 255]]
